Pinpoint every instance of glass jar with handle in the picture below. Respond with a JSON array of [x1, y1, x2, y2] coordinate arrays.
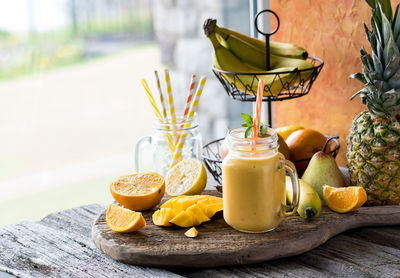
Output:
[[135, 115, 202, 176], [222, 127, 300, 233]]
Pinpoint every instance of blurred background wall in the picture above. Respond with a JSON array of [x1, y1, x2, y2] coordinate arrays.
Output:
[[152, 0, 253, 142], [271, 0, 369, 166]]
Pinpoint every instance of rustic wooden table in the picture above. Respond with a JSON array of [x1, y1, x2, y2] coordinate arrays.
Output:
[[1, 203, 400, 278]]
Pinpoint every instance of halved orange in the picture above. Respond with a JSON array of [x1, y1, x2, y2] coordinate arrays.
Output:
[[106, 203, 146, 233], [110, 172, 165, 211], [323, 185, 367, 213]]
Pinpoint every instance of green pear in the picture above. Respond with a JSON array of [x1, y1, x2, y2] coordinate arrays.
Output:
[[301, 151, 346, 199]]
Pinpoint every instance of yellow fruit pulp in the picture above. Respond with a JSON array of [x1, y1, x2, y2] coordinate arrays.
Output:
[[153, 195, 223, 227], [106, 204, 146, 233], [110, 172, 165, 211], [184, 227, 198, 238], [165, 159, 207, 196], [323, 185, 367, 213], [152, 207, 175, 227]]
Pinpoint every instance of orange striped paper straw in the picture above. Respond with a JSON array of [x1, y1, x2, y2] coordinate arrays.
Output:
[[252, 78, 264, 147], [175, 74, 197, 145], [170, 76, 207, 168]]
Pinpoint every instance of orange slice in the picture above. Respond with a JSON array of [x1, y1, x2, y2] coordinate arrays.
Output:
[[323, 185, 367, 213], [110, 172, 165, 211], [106, 204, 146, 233]]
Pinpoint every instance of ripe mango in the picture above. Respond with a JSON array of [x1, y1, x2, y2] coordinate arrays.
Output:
[[184, 227, 198, 238], [186, 204, 210, 225], [153, 195, 223, 228], [152, 207, 176, 227], [170, 211, 194, 227]]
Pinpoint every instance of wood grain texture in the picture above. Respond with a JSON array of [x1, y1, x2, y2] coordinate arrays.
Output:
[[1, 203, 400, 277], [92, 190, 400, 268], [0, 205, 181, 278]]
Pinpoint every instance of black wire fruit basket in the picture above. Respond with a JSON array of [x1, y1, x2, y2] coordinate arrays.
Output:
[[202, 136, 340, 185], [212, 56, 324, 102], [210, 9, 324, 127]]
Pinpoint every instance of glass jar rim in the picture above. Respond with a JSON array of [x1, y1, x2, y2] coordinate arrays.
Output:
[[226, 127, 278, 154], [153, 114, 198, 131]]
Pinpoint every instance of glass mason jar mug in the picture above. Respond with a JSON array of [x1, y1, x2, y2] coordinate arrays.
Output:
[[135, 115, 202, 176], [222, 127, 300, 233]]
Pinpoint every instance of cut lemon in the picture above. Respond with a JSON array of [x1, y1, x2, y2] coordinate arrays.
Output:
[[106, 203, 146, 233], [323, 185, 367, 213], [110, 172, 165, 211], [165, 159, 207, 196]]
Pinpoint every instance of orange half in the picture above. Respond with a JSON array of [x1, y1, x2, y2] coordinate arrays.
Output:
[[106, 203, 146, 233], [110, 172, 165, 211], [323, 185, 367, 213]]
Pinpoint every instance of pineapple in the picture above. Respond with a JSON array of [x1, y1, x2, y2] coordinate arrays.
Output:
[[347, 0, 400, 205]]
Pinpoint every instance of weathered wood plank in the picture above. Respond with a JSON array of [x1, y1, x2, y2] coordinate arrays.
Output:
[[175, 226, 400, 278], [344, 226, 400, 249], [1, 200, 400, 278], [92, 190, 400, 268], [0, 205, 182, 278]]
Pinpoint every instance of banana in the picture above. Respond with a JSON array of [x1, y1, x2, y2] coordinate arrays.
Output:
[[207, 32, 300, 96], [218, 31, 314, 79], [207, 32, 261, 73], [216, 25, 308, 60], [203, 19, 314, 84], [205, 19, 308, 60], [286, 177, 321, 220]]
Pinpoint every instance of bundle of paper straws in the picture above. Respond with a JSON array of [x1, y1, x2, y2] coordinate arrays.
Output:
[[142, 69, 207, 169]]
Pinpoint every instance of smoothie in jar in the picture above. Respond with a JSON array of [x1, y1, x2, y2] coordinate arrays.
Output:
[[222, 127, 299, 233]]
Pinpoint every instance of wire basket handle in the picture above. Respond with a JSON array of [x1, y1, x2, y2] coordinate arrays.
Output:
[[254, 9, 280, 70]]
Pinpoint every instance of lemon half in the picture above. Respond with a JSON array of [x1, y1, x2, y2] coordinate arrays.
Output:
[[165, 158, 207, 196]]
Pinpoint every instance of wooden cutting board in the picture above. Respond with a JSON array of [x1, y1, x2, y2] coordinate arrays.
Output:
[[92, 190, 400, 268]]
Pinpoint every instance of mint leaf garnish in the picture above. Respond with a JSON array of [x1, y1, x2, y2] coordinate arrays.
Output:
[[241, 113, 269, 138]]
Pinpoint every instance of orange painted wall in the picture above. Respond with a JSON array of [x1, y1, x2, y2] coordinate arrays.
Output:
[[271, 0, 371, 166]]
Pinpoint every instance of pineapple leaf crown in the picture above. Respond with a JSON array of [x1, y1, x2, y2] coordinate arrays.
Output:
[[350, 0, 400, 119]]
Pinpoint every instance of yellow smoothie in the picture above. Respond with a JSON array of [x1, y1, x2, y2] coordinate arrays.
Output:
[[222, 152, 286, 233]]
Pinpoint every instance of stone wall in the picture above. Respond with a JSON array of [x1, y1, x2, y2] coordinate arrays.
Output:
[[152, 0, 251, 144]]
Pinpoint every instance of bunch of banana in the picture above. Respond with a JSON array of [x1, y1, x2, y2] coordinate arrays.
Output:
[[203, 19, 314, 96]]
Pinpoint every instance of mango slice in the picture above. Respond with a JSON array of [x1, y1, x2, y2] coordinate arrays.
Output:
[[184, 227, 198, 238], [152, 207, 176, 227], [197, 199, 223, 218], [153, 195, 223, 228], [186, 204, 210, 226], [205, 204, 223, 219], [172, 198, 198, 211], [169, 211, 194, 227]]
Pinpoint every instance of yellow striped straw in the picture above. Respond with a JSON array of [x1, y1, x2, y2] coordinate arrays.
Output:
[[141, 79, 175, 152], [154, 70, 168, 119], [170, 76, 207, 168], [164, 69, 177, 139]]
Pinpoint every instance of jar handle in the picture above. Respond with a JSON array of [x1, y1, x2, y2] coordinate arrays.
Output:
[[134, 136, 152, 173], [282, 159, 300, 216]]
